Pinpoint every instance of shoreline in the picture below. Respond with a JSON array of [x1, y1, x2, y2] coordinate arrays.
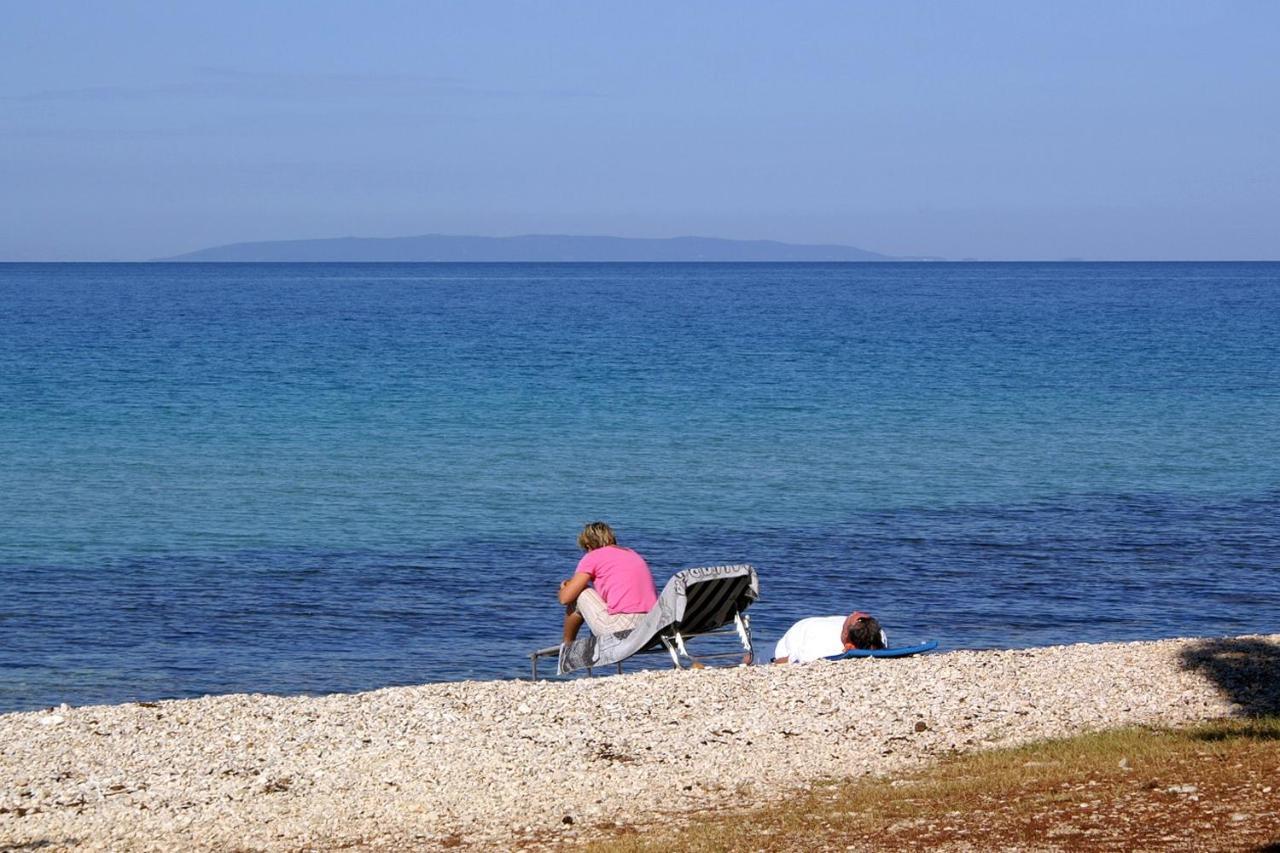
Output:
[[3, 634, 1277, 850]]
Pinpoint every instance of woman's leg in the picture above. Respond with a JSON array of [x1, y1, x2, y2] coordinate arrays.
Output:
[[571, 588, 619, 639], [563, 603, 585, 643]]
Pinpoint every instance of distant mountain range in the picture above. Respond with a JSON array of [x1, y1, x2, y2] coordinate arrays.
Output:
[[159, 233, 926, 262]]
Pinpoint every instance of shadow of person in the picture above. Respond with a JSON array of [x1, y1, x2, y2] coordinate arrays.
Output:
[[1179, 636, 1280, 718]]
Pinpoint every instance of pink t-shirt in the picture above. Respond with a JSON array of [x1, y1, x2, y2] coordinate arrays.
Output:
[[576, 546, 658, 615]]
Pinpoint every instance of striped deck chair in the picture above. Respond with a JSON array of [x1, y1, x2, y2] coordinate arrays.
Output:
[[531, 564, 759, 678]]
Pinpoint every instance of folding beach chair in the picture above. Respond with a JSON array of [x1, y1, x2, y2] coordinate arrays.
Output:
[[530, 564, 759, 679]]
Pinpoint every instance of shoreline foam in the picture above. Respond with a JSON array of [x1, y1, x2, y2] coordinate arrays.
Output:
[[3, 634, 1276, 850]]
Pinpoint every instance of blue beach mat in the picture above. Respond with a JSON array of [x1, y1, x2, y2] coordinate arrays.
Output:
[[827, 640, 939, 660]]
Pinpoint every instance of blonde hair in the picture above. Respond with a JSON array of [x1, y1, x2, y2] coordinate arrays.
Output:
[[577, 521, 618, 551]]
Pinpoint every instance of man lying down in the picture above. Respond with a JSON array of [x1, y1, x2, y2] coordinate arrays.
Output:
[[771, 611, 887, 663]]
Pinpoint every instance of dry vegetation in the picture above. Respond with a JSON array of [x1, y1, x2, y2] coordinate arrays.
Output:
[[586, 717, 1280, 852]]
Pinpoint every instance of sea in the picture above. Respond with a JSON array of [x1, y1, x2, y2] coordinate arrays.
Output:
[[1, 262, 1278, 713]]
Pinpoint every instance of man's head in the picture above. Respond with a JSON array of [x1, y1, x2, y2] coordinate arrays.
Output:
[[842, 611, 886, 650], [577, 521, 618, 551]]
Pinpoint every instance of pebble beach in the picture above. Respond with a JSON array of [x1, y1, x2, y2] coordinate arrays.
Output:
[[2, 634, 1277, 851]]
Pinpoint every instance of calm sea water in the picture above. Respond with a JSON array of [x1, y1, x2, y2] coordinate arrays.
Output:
[[1, 262, 1278, 712]]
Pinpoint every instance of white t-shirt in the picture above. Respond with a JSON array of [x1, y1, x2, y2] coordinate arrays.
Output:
[[773, 616, 847, 663]]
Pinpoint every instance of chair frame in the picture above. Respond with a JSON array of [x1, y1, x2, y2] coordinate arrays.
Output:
[[529, 610, 753, 680]]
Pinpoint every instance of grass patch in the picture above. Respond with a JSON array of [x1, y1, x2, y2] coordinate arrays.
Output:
[[588, 717, 1280, 851]]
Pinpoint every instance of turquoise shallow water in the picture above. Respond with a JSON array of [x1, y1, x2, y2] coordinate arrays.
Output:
[[1, 262, 1277, 711]]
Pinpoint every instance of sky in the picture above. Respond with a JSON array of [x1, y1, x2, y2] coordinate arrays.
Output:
[[1, 1, 1277, 261]]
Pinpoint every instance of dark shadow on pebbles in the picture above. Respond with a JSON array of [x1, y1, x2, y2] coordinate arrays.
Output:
[[1179, 636, 1280, 718]]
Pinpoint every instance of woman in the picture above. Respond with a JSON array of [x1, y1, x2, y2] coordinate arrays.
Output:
[[558, 521, 658, 644]]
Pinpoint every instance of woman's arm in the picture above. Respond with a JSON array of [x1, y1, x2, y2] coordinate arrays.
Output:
[[558, 572, 592, 605]]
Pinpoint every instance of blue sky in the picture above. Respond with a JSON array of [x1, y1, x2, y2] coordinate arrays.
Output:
[[2, 1, 1276, 260]]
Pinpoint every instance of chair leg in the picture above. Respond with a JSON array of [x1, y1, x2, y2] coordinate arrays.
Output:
[[735, 611, 754, 664], [659, 634, 683, 669]]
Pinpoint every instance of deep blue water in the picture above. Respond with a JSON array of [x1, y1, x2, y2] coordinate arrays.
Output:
[[1, 262, 1278, 712]]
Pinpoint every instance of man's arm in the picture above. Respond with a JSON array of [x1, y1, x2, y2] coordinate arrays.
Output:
[[558, 572, 592, 605], [770, 629, 792, 664]]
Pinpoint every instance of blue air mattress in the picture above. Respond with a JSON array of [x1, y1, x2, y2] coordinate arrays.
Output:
[[827, 640, 939, 659]]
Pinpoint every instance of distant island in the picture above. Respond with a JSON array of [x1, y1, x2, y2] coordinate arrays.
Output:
[[158, 233, 925, 262]]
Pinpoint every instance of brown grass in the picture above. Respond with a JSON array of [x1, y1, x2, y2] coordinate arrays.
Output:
[[585, 717, 1280, 852]]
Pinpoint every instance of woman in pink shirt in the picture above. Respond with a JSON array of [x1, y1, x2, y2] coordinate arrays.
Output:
[[558, 521, 658, 644]]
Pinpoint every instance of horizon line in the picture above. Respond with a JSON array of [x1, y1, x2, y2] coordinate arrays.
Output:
[[4, 259, 1280, 264]]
